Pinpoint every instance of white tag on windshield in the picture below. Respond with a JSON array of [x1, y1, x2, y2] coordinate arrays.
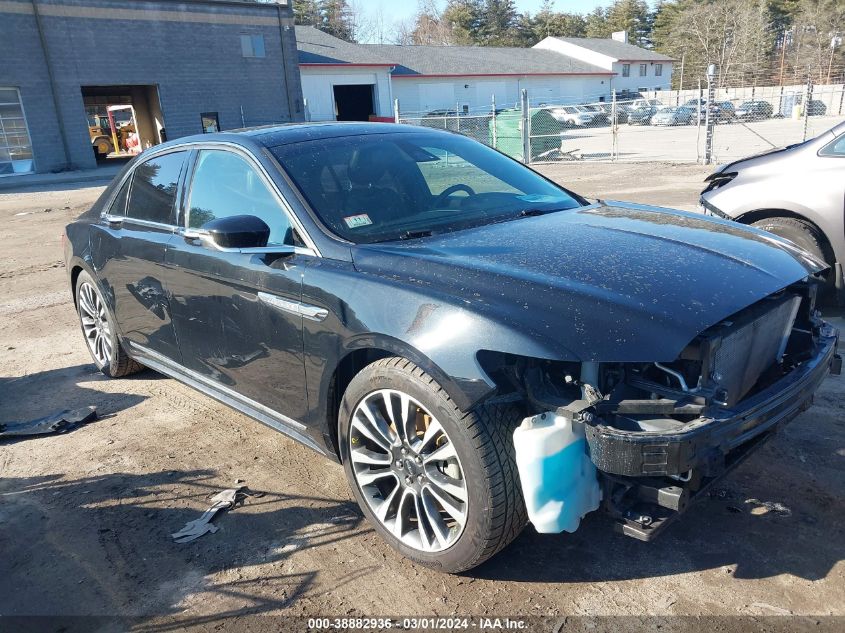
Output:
[[343, 214, 373, 229]]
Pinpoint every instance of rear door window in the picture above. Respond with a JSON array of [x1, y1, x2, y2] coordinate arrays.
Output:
[[126, 151, 187, 225], [108, 176, 131, 216]]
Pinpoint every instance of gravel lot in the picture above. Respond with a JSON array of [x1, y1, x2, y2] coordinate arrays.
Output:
[[1, 164, 843, 630]]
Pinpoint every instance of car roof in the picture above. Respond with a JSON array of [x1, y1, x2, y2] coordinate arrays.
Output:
[[149, 122, 429, 154]]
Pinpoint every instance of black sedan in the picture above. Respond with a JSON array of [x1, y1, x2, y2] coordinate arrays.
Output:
[[64, 123, 840, 572], [735, 100, 774, 121]]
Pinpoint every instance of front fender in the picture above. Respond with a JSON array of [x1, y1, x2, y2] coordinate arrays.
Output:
[[300, 259, 577, 436]]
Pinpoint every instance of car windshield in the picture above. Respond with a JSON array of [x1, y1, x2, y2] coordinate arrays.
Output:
[[271, 131, 583, 244]]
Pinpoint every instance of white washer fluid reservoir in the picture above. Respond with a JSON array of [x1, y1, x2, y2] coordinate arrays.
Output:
[[513, 412, 602, 533]]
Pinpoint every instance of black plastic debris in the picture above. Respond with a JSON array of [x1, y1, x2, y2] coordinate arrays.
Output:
[[0, 406, 97, 439]]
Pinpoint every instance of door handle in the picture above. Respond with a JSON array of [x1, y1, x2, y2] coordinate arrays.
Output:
[[258, 292, 328, 322]]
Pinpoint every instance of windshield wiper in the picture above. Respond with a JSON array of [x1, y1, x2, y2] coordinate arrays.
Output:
[[399, 229, 433, 240], [518, 206, 570, 218]]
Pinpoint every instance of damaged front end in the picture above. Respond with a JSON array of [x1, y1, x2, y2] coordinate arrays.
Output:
[[507, 280, 841, 540]]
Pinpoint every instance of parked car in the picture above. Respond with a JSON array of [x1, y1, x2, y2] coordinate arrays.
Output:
[[580, 104, 609, 125], [807, 99, 827, 116], [688, 100, 734, 125], [684, 98, 707, 113], [735, 100, 774, 121], [547, 105, 596, 127], [595, 102, 630, 124], [65, 123, 840, 573], [631, 98, 662, 109], [701, 120, 845, 303], [627, 105, 657, 125], [651, 106, 695, 126]]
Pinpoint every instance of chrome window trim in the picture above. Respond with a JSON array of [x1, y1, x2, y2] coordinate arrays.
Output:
[[120, 217, 180, 232], [100, 146, 190, 227], [178, 141, 322, 256]]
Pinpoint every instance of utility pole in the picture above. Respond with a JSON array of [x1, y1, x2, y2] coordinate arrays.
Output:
[[704, 64, 717, 165], [491, 94, 497, 150], [520, 89, 530, 165], [779, 29, 789, 86], [678, 52, 685, 93], [802, 71, 812, 141], [827, 36, 840, 84], [610, 90, 618, 162]]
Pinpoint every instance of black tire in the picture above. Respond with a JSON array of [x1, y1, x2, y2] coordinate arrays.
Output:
[[93, 137, 113, 158], [750, 216, 835, 301], [338, 357, 527, 573], [75, 270, 143, 378]]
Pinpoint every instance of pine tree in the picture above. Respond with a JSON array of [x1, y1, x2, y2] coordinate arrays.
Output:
[[605, 0, 652, 47], [442, 0, 484, 45], [320, 0, 354, 42], [584, 7, 610, 38], [479, 0, 519, 46], [293, 0, 321, 26]]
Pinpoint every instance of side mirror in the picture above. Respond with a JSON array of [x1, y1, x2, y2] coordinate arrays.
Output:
[[200, 215, 270, 249]]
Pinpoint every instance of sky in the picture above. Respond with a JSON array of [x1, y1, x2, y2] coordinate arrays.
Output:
[[358, 0, 613, 42]]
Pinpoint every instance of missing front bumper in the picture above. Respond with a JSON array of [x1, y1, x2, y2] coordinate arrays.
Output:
[[591, 330, 839, 541], [585, 331, 839, 478]]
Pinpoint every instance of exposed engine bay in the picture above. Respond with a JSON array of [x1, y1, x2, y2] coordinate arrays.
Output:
[[503, 279, 841, 540]]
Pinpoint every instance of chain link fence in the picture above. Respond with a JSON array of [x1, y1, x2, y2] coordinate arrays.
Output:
[[396, 83, 845, 166]]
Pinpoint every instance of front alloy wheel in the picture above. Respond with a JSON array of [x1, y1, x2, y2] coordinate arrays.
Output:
[[348, 389, 468, 552], [339, 357, 527, 572]]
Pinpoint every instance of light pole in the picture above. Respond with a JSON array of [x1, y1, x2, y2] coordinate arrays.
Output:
[[704, 63, 717, 165], [827, 35, 841, 84]]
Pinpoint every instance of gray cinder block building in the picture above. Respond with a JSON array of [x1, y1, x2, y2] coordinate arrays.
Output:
[[0, 0, 303, 176]]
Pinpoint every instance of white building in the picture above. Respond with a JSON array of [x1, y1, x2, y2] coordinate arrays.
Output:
[[296, 27, 671, 119], [297, 26, 396, 122], [534, 33, 674, 97], [361, 43, 613, 115]]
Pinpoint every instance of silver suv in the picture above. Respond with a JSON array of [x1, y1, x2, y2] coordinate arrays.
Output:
[[700, 121, 845, 302]]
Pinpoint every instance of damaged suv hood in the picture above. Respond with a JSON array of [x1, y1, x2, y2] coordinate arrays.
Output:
[[352, 201, 825, 362]]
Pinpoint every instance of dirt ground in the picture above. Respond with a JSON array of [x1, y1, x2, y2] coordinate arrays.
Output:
[[1, 164, 843, 629]]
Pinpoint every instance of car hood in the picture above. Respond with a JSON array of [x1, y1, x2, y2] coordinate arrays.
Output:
[[352, 201, 824, 362]]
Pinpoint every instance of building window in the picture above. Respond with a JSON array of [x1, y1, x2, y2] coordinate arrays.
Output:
[[655, 63, 663, 77], [0, 87, 34, 176], [622, 64, 630, 77], [639, 64, 648, 77], [201, 112, 220, 133], [241, 34, 266, 58]]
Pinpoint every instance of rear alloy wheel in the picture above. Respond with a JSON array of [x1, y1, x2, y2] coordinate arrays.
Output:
[[75, 270, 143, 378], [339, 357, 527, 572]]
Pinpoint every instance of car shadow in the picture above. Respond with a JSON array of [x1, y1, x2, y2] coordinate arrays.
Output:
[[0, 468, 372, 622], [470, 404, 845, 583], [0, 364, 147, 438]]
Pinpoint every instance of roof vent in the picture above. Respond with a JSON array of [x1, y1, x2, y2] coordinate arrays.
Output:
[[611, 31, 628, 43]]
